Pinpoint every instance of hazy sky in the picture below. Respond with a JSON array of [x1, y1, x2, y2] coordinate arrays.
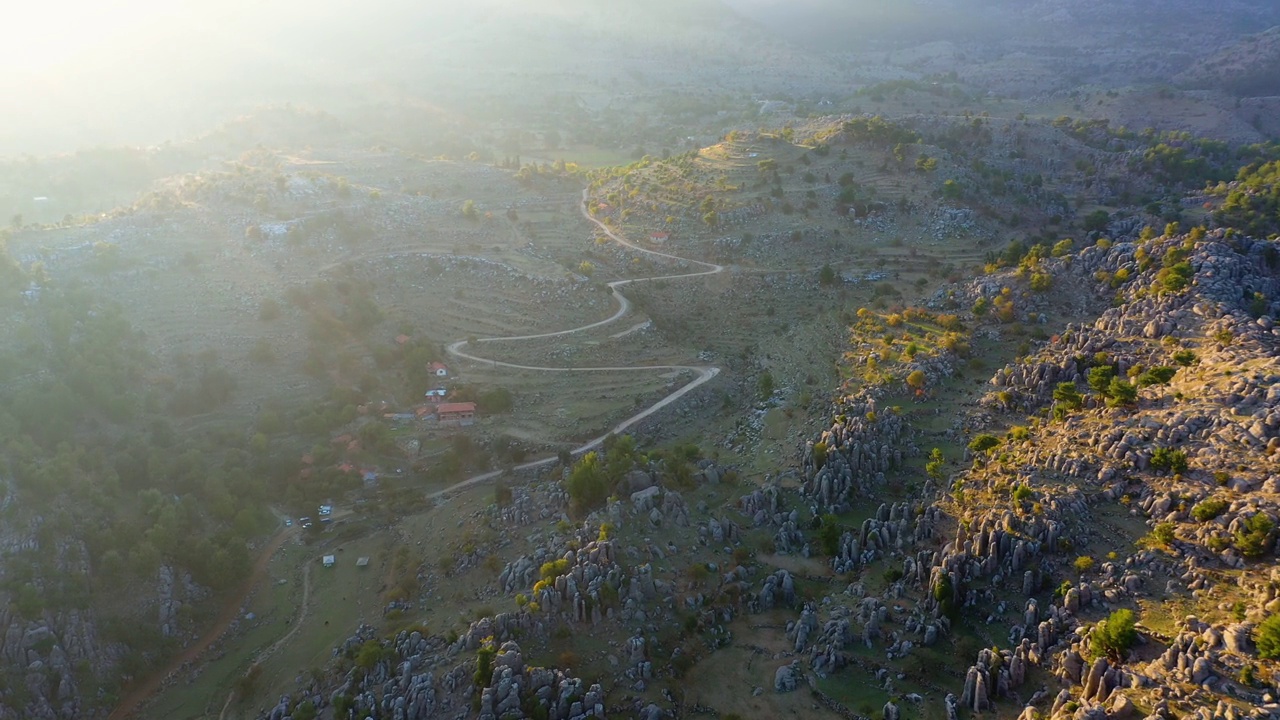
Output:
[[0, 0, 374, 154], [2, 1, 244, 74], [4, 3, 148, 73], [0, 0, 609, 154]]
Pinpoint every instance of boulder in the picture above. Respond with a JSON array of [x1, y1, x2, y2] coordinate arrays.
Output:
[[774, 661, 800, 692], [625, 470, 655, 493]]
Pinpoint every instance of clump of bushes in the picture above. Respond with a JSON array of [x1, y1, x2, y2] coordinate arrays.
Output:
[[1149, 447, 1188, 474], [1234, 513, 1276, 559], [1191, 498, 1228, 522]]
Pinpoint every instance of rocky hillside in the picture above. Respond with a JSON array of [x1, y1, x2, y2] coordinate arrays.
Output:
[[937, 226, 1280, 718], [1176, 26, 1280, 97], [244, 217, 1280, 720]]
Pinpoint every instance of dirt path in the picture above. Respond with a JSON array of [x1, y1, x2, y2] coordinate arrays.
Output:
[[216, 558, 313, 720], [433, 190, 723, 500], [108, 526, 295, 720], [253, 559, 312, 665], [115, 187, 724, 716]]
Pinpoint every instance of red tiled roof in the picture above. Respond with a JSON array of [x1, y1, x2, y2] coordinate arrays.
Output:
[[437, 402, 476, 414]]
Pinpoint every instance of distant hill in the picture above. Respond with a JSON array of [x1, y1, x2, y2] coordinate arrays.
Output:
[[722, 0, 1280, 55], [1175, 25, 1280, 96], [0, 0, 828, 157]]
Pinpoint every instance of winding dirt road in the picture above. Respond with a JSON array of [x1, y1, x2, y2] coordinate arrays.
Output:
[[431, 190, 723, 499], [111, 189, 723, 718]]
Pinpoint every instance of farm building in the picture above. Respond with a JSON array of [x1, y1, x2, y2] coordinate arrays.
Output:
[[322, 555, 335, 568], [649, 231, 669, 244], [356, 557, 370, 568], [429, 362, 449, 377], [437, 402, 476, 425]]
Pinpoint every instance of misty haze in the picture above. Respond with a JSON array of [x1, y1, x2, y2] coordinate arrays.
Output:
[[3, 2, 1280, 720]]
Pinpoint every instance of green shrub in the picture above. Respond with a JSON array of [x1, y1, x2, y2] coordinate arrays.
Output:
[[1256, 614, 1280, 659], [812, 442, 828, 471], [1053, 382, 1083, 409], [540, 558, 570, 580], [474, 643, 496, 688], [1137, 366, 1177, 387], [1140, 522, 1177, 549], [1087, 366, 1115, 394], [818, 514, 844, 556], [1235, 513, 1276, 559], [758, 371, 775, 399], [1149, 447, 1188, 474], [932, 573, 956, 618], [968, 434, 1000, 454], [925, 448, 945, 480], [1191, 498, 1228, 522], [1105, 377, 1137, 407], [1157, 261, 1193, 291], [1091, 608, 1137, 662], [1012, 485, 1033, 503], [354, 640, 391, 670]]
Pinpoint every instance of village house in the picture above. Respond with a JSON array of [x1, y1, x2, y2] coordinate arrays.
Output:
[[430, 362, 449, 377], [436, 401, 477, 426], [649, 231, 669, 245]]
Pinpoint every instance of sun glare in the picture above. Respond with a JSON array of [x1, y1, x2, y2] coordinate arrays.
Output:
[[1, 0, 248, 77], [2, 1, 164, 74]]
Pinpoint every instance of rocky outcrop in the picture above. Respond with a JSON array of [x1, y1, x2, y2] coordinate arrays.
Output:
[[803, 405, 911, 513]]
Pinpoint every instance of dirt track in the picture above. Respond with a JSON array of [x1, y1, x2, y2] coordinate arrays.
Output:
[[112, 188, 722, 717], [108, 526, 296, 720], [434, 190, 722, 499]]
